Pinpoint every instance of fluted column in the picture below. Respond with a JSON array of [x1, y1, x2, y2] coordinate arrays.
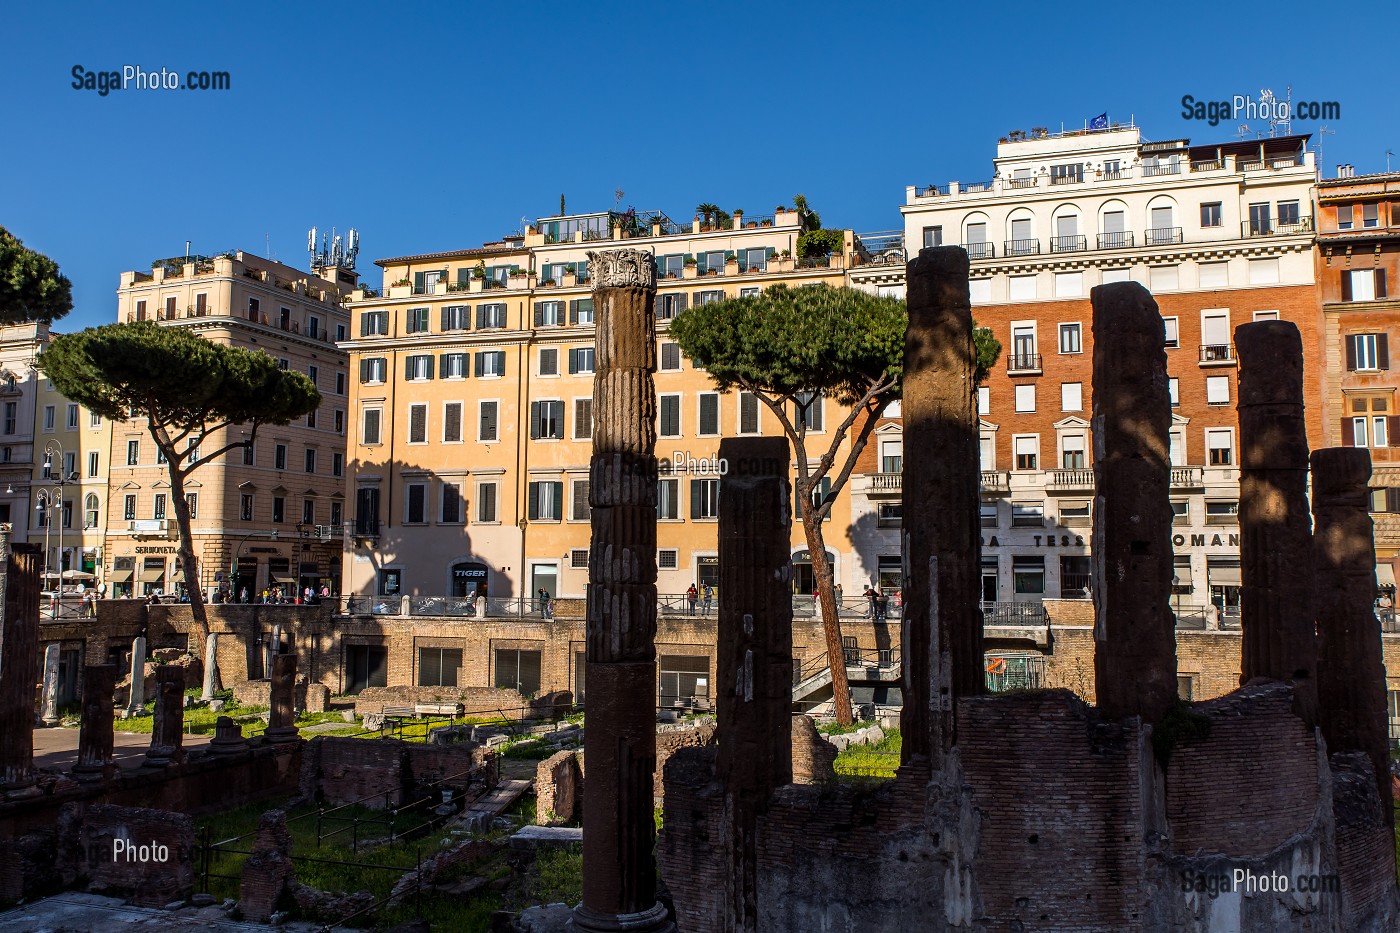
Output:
[[573, 248, 673, 933], [1236, 321, 1316, 721], [144, 664, 185, 767], [716, 437, 792, 933], [72, 664, 117, 782], [1311, 447, 1391, 819], [266, 653, 298, 744], [1090, 281, 1177, 723], [0, 538, 42, 799], [901, 246, 984, 765]]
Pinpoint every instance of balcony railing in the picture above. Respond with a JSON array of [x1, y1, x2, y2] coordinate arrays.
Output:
[[1007, 352, 1043, 374], [1141, 163, 1182, 177], [914, 184, 942, 198], [1060, 573, 1092, 599], [1145, 226, 1184, 246], [1097, 231, 1134, 249], [1242, 217, 1314, 237], [981, 470, 1011, 494], [1048, 469, 1094, 491], [1049, 174, 1083, 186], [1099, 169, 1130, 181], [1199, 344, 1236, 365], [981, 601, 1048, 627], [1005, 238, 1041, 257], [869, 472, 902, 493], [963, 241, 994, 260], [963, 180, 995, 193], [1050, 234, 1087, 253], [1190, 160, 1224, 172], [1007, 177, 1037, 189], [1239, 156, 1301, 172], [1170, 466, 1205, 488]]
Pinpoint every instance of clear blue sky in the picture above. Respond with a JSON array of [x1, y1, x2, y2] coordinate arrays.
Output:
[[3, 0, 1396, 330]]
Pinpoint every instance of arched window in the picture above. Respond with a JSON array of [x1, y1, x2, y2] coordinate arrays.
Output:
[[84, 493, 100, 530]]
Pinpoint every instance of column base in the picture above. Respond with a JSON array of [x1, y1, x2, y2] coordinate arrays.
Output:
[[568, 902, 674, 933], [3, 779, 41, 800], [265, 727, 299, 744], [71, 761, 113, 783]]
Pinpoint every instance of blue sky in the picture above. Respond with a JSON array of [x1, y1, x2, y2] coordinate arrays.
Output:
[[3, 0, 1396, 330]]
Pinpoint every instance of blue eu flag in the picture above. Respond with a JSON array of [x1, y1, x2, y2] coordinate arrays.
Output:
[[1089, 113, 1109, 129]]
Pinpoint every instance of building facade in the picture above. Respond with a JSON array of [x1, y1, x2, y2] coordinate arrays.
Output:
[[1315, 167, 1400, 587], [108, 251, 354, 599], [340, 207, 903, 602], [845, 125, 1322, 625]]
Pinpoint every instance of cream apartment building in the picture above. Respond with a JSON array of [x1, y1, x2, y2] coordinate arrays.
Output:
[[341, 206, 895, 601], [109, 251, 354, 598]]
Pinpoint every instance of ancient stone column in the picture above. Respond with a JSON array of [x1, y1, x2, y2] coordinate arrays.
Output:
[[1236, 321, 1317, 720], [265, 653, 299, 744], [716, 436, 793, 933], [901, 245, 984, 764], [573, 248, 673, 933], [200, 633, 219, 701], [1311, 447, 1391, 818], [144, 664, 185, 767], [208, 716, 250, 755], [1090, 281, 1177, 723], [126, 635, 147, 716], [40, 642, 61, 725], [0, 539, 43, 798], [72, 664, 117, 782]]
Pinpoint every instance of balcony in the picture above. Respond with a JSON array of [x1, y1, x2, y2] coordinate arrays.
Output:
[[867, 472, 902, 496], [1199, 344, 1236, 366], [1005, 238, 1041, 257], [962, 180, 995, 193], [1050, 235, 1087, 253], [914, 184, 942, 198], [981, 470, 1011, 494], [964, 242, 995, 260], [1190, 160, 1224, 172], [1059, 573, 1092, 599], [1048, 469, 1094, 493], [1141, 163, 1182, 177], [1007, 177, 1037, 190], [1097, 231, 1134, 250], [1049, 173, 1083, 186], [1144, 227, 1184, 246], [1006, 352, 1043, 375], [1170, 466, 1205, 489], [1242, 217, 1314, 238]]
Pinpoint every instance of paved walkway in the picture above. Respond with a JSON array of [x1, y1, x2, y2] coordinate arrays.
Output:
[[32, 727, 212, 772], [0, 892, 338, 931]]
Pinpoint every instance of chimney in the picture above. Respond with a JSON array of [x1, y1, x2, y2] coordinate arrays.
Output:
[[1337, 164, 1355, 178]]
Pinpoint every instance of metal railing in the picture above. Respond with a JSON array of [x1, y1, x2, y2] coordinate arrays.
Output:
[[793, 646, 901, 686], [1059, 574, 1092, 599], [1242, 217, 1313, 237], [1099, 168, 1130, 181], [1141, 163, 1182, 177], [985, 653, 1047, 692], [914, 184, 942, 198], [1051, 234, 1087, 253], [1006, 177, 1037, 189], [1005, 238, 1041, 256], [963, 241, 994, 260], [981, 601, 1049, 627], [1190, 160, 1224, 172], [796, 254, 832, 269], [963, 180, 995, 193], [1007, 352, 1043, 373], [1199, 344, 1235, 364], [1145, 226, 1183, 246], [1097, 231, 1134, 249]]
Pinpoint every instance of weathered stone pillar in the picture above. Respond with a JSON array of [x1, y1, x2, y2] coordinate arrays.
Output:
[[208, 715, 250, 755], [1311, 447, 1391, 818], [126, 636, 147, 716], [572, 248, 673, 933], [901, 245, 984, 764], [0, 539, 42, 798], [1236, 321, 1317, 720], [1090, 281, 1177, 723], [40, 642, 61, 725], [265, 653, 298, 744], [144, 664, 185, 767], [200, 633, 219, 701], [716, 436, 792, 933], [72, 664, 117, 782]]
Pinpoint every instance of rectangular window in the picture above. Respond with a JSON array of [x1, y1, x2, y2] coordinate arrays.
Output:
[[243, 442, 255, 466], [923, 226, 943, 248], [573, 398, 593, 439], [1058, 322, 1082, 354], [571, 480, 591, 521], [1053, 272, 1083, 298], [1061, 434, 1086, 469], [475, 350, 506, 377], [1012, 556, 1046, 595], [441, 483, 463, 524], [479, 401, 499, 441], [1347, 334, 1385, 371], [659, 395, 681, 437], [1163, 317, 1180, 348], [978, 386, 990, 415], [329, 500, 342, 527], [1061, 382, 1082, 412], [877, 503, 902, 528], [360, 357, 387, 383], [539, 348, 559, 376], [656, 294, 687, 320], [530, 400, 564, 440], [969, 279, 992, 303], [1015, 384, 1035, 413], [124, 495, 137, 520], [440, 353, 468, 379], [1248, 258, 1280, 285], [1202, 312, 1231, 353], [1200, 202, 1222, 227], [272, 496, 285, 523], [418, 648, 462, 688], [658, 549, 679, 569], [795, 391, 824, 431], [568, 347, 595, 374], [90, 410, 101, 427], [405, 307, 429, 333], [534, 301, 564, 327], [405, 355, 433, 381], [304, 448, 317, 473], [87, 451, 99, 477], [302, 498, 315, 524], [980, 503, 998, 528], [1206, 375, 1231, 405], [407, 403, 427, 443], [1014, 435, 1038, 471], [881, 439, 903, 473], [1207, 429, 1234, 466], [698, 393, 720, 435], [494, 650, 542, 696], [274, 444, 287, 470], [127, 439, 139, 465], [658, 478, 679, 520], [1008, 275, 1036, 301], [441, 305, 470, 331], [691, 478, 720, 519], [694, 289, 725, 306], [1012, 501, 1045, 527], [1169, 377, 1180, 406], [66, 403, 78, 429], [1149, 265, 1180, 291], [1362, 203, 1380, 228], [360, 310, 388, 336], [1337, 204, 1354, 230], [153, 493, 166, 520], [739, 392, 759, 433], [528, 481, 564, 521], [660, 342, 682, 371], [333, 452, 344, 477], [1344, 269, 1387, 303], [443, 402, 462, 443], [1198, 262, 1228, 289], [405, 483, 427, 523], [477, 303, 507, 329], [42, 405, 54, 432], [477, 482, 498, 522], [657, 254, 686, 279], [363, 408, 382, 445]]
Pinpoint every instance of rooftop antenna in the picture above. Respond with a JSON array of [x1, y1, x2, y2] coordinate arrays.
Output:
[[265, 232, 271, 260], [1236, 123, 1253, 140], [1388, 150, 1395, 172], [1316, 126, 1335, 178]]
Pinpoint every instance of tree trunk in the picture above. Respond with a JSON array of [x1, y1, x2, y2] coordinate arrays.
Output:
[[801, 512, 851, 726], [165, 457, 217, 691]]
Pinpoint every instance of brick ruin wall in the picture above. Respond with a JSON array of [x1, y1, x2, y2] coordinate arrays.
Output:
[[535, 750, 581, 826], [56, 803, 196, 908], [299, 735, 493, 807]]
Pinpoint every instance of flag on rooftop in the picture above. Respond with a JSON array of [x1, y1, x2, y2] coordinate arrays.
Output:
[[1089, 113, 1109, 129]]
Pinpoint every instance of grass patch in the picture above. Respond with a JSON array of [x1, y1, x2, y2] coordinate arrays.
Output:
[[117, 700, 268, 737], [502, 739, 555, 761], [531, 847, 582, 906], [833, 728, 902, 780], [817, 720, 864, 736]]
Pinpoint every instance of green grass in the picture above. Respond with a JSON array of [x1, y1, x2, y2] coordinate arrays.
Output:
[[117, 700, 269, 737], [833, 728, 902, 780], [531, 847, 582, 906], [817, 720, 865, 736]]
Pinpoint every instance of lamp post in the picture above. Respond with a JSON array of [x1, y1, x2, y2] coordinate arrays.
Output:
[[38, 439, 73, 620], [230, 528, 278, 603], [295, 522, 306, 603]]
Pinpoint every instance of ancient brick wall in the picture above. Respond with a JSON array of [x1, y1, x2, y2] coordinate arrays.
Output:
[[300, 736, 489, 807], [654, 719, 716, 799], [1330, 752, 1398, 930], [60, 803, 195, 908], [535, 750, 581, 825], [238, 810, 294, 922], [790, 715, 836, 784], [658, 747, 727, 933], [349, 684, 536, 716]]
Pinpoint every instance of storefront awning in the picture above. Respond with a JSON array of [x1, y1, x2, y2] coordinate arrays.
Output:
[[108, 569, 133, 583], [138, 569, 165, 583], [1377, 563, 1396, 588], [273, 575, 298, 585], [170, 570, 185, 583], [1208, 567, 1242, 587]]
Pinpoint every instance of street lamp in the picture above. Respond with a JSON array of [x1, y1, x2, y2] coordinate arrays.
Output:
[[38, 439, 75, 620], [230, 528, 278, 603]]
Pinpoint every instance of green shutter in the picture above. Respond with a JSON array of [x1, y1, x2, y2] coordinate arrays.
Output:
[[528, 482, 540, 520], [413, 271, 425, 293], [425, 355, 435, 379]]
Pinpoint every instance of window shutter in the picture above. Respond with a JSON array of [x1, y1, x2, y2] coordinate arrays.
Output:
[[425, 355, 435, 379], [533, 302, 544, 327], [445, 403, 461, 441], [476, 306, 486, 329], [360, 358, 369, 382], [569, 300, 579, 325], [676, 293, 688, 313], [439, 353, 450, 376], [1342, 418, 1355, 446], [1381, 336, 1391, 371], [1341, 273, 1352, 302], [572, 481, 588, 520], [441, 307, 451, 330], [690, 479, 702, 519], [528, 483, 540, 520], [766, 246, 777, 259], [405, 356, 413, 380], [1390, 416, 1400, 447], [551, 482, 564, 519], [414, 271, 425, 293], [551, 401, 564, 438], [474, 353, 484, 377], [1378, 270, 1389, 300], [1346, 336, 1357, 372], [568, 348, 578, 374], [529, 401, 541, 439], [1389, 488, 1400, 513]]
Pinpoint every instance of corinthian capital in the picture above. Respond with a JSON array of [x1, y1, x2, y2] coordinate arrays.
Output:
[[587, 248, 656, 290]]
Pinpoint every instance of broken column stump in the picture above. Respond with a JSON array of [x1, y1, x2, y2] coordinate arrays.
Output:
[[126, 635, 147, 716], [72, 664, 117, 782], [208, 715, 251, 756], [1236, 320, 1317, 720], [265, 653, 299, 744], [40, 642, 60, 726], [1090, 281, 1177, 723], [901, 245, 984, 765], [1311, 447, 1392, 821], [144, 664, 186, 767], [574, 247, 673, 933], [716, 436, 793, 933], [1, 539, 42, 799]]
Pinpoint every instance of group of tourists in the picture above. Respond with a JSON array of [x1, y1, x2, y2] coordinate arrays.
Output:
[[684, 583, 716, 615]]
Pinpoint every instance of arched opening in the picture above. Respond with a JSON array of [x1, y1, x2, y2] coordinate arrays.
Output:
[[451, 561, 489, 598], [791, 549, 836, 595]]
